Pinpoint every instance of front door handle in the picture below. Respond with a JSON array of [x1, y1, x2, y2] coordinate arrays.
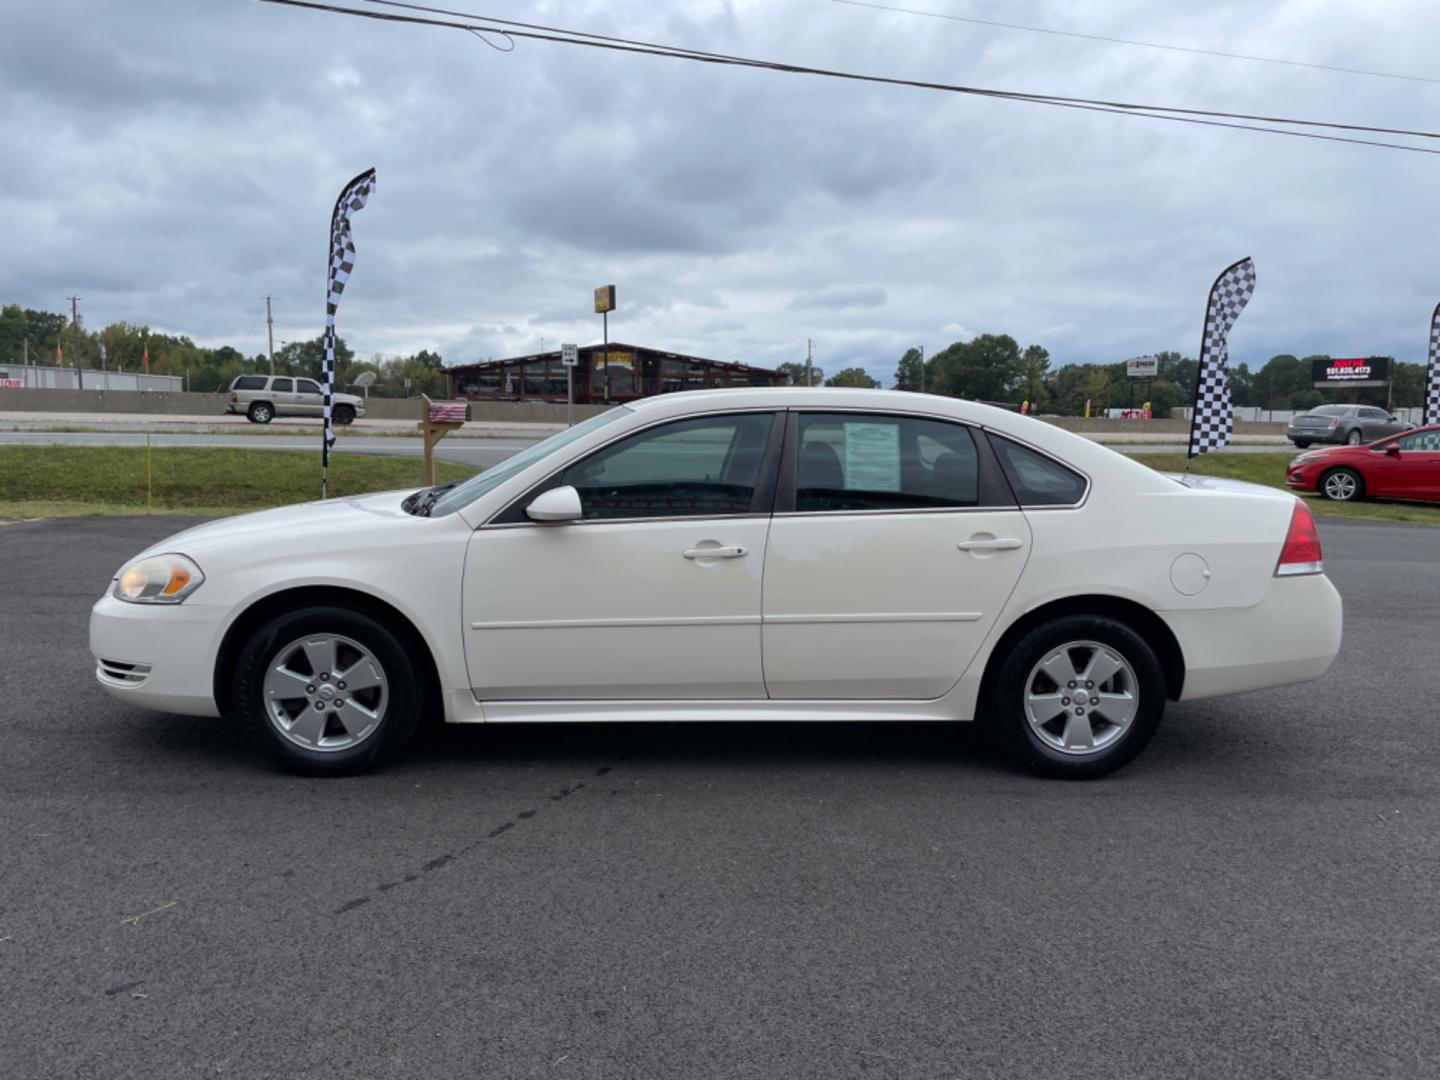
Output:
[[957, 537, 1024, 551], [684, 545, 748, 559]]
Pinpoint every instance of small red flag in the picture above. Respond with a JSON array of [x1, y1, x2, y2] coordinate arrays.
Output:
[[142, 344, 149, 371], [56, 342, 62, 364]]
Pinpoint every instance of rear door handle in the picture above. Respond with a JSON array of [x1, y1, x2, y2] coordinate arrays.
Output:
[[684, 545, 748, 559], [957, 537, 1024, 551]]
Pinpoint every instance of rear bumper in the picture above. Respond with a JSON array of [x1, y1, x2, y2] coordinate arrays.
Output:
[[1286, 427, 1341, 445], [1159, 573, 1342, 701], [89, 593, 226, 717]]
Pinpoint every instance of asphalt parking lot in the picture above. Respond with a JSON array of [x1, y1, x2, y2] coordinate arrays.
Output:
[[2, 515, 1437, 1079]]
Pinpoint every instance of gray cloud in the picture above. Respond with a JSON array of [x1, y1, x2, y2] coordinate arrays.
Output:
[[2, 0, 1439, 389]]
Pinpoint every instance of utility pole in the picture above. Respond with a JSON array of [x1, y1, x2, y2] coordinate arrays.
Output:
[[805, 338, 813, 387], [919, 345, 925, 393], [67, 295, 83, 390], [265, 296, 276, 375]]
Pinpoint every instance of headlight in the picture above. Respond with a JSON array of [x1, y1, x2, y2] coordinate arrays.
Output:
[[114, 554, 205, 604]]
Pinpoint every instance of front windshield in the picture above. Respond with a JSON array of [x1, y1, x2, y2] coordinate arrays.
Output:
[[429, 406, 633, 518]]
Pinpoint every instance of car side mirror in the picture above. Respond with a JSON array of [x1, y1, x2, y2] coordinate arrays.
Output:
[[1385, 444, 1401, 457], [526, 485, 583, 522]]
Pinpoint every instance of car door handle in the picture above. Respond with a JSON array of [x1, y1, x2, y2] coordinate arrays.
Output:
[[684, 545, 748, 559], [957, 537, 1024, 551]]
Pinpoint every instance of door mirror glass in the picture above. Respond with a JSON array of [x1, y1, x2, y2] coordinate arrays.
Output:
[[526, 485, 584, 522]]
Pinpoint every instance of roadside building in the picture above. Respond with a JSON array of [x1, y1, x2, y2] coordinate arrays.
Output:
[[445, 343, 785, 404]]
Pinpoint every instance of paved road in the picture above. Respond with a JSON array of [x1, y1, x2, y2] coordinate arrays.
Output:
[[2, 516, 1437, 1078]]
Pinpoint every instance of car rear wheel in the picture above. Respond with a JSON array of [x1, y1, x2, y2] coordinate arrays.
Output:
[[989, 615, 1165, 779], [1346, 429, 1364, 445], [1320, 467, 1363, 502], [247, 401, 274, 424], [333, 404, 356, 426], [233, 606, 423, 775], [1292, 440, 1311, 449]]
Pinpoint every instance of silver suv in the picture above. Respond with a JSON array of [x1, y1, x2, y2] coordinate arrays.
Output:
[[226, 375, 366, 425]]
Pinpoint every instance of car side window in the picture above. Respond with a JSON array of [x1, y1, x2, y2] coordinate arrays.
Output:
[[271, 378, 294, 392], [559, 413, 775, 520], [793, 413, 979, 512], [1360, 407, 1386, 420], [296, 379, 322, 395], [1396, 430, 1440, 451], [990, 436, 1088, 506], [233, 376, 267, 391]]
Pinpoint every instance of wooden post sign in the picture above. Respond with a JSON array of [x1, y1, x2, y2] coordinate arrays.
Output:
[[418, 394, 470, 487]]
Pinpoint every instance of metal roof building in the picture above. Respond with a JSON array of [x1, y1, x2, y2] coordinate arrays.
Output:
[[445, 343, 785, 405]]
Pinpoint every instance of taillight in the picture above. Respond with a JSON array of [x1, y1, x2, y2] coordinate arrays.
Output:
[[1275, 500, 1323, 576], [1328, 417, 1339, 427], [229, 393, 237, 402]]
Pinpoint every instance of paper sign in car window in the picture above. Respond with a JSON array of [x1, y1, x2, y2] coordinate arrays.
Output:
[[844, 422, 901, 491]]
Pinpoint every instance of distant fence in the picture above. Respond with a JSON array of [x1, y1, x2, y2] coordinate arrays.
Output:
[[1172, 405, 1426, 425], [0, 365, 183, 393]]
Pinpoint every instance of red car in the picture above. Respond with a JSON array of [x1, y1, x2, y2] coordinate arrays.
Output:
[[1286, 424, 1440, 503]]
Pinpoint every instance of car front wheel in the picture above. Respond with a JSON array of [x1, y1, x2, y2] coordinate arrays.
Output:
[[1320, 467, 1363, 502], [989, 615, 1165, 779], [333, 404, 356, 426], [247, 402, 274, 424], [233, 606, 423, 775]]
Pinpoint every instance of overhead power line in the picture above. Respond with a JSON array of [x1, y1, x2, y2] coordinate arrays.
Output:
[[253, 0, 1440, 156], [831, 0, 1440, 88]]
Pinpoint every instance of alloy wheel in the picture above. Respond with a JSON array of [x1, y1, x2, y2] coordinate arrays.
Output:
[[1024, 640, 1139, 756], [262, 633, 388, 751], [1323, 470, 1358, 501]]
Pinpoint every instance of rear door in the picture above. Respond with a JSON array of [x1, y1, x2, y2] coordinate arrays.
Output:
[[760, 410, 1030, 700], [268, 377, 296, 414]]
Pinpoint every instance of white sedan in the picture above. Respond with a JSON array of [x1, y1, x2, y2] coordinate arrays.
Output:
[[90, 388, 1342, 779]]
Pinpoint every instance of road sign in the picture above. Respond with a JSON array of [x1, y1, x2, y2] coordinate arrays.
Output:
[[561, 343, 578, 367], [1126, 355, 1158, 378]]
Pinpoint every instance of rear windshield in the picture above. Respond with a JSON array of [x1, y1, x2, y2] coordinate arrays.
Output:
[[1309, 406, 1348, 416], [232, 376, 267, 391]]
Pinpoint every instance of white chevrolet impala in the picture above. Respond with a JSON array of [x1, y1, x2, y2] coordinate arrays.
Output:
[[91, 389, 1342, 778]]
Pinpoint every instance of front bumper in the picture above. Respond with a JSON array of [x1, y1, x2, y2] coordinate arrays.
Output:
[[1159, 572, 1342, 701], [89, 593, 228, 717]]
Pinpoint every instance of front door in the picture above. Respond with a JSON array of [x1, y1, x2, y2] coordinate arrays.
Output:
[[463, 410, 782, 699], [1369, 429, 1440, 499], [294, 378, 325, 416], [761, 411, 1031, 699]]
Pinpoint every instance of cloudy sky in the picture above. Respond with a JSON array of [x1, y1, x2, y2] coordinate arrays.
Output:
[[4, 0, 1439, 384]]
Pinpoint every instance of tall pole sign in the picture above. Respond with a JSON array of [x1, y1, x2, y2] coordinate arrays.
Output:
[[594, 284, 616, 403], [561, 342, 578, 427]]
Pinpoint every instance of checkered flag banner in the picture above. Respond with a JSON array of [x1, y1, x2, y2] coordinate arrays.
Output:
[[1425, 302, 1440, 426], [1187, 256, 1257, 458], [322, 167, 376, 486]]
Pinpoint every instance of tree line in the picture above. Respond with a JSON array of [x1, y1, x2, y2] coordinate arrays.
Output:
[[781, 335, 1427, 417], [0, 304, 449, 399]]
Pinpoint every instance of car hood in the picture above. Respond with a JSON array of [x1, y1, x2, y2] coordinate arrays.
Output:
[[134, 489, 422, 561]]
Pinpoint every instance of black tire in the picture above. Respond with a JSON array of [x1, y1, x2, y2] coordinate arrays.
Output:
[[988, 615, 1165, 780], [333, 404, 356, 426], [233, 605, 424, 776], [247, 401, 274, 424], [1319, 466, 1364, 502], [1293, 440, 1311, 449], [1346, 428, 1364, 445]]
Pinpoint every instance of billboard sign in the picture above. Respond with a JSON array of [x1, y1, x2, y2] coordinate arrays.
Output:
[[1125, 355, 1158, 378], [593, 284, 616, 313], [1311, 356, 1391, 387]]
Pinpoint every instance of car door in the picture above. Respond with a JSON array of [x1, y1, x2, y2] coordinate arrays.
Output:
[[761, 410, 1031, 700], [462, 410, 782, 699], [268, 377, 295, 414], [294, 378, 325, 416], [1375, 429, 1440, 499]]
